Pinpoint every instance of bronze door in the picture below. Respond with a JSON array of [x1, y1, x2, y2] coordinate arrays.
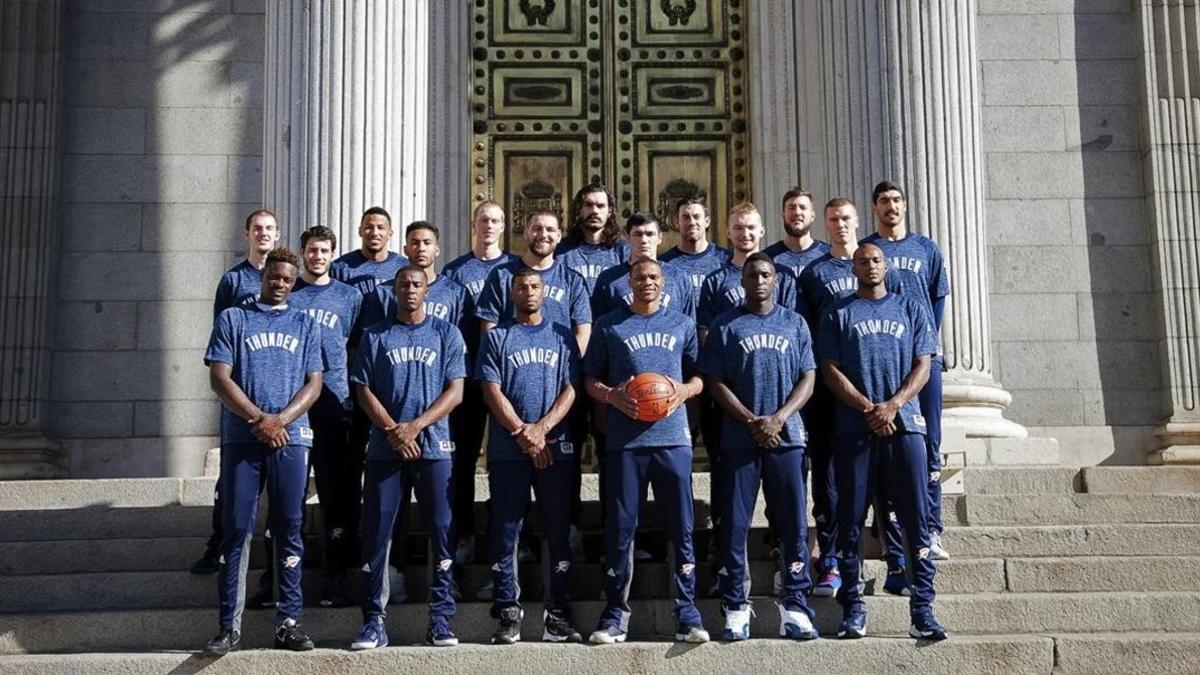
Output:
[[470, 0, 751, 252]]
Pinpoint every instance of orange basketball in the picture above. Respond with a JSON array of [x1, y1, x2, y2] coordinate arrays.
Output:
[[626, 372, 675, 422]]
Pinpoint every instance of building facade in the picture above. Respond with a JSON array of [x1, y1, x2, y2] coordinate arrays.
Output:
[[1, 0, 1197, 478]]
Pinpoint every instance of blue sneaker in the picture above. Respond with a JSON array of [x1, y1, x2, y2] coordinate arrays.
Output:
[[909, 612, 948, 641], [813, 570, 841, 597], [882, 569, 911, 596], [837, 611, 867, 639], [350, 620, 388, 650], [721, 605, 751, 641], [425, 616, 458, 647]]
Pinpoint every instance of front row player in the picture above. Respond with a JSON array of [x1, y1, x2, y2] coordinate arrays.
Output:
[[203, 248, 323, 655], [477, 268, 585, 644], [583, 257, 709, 645], [700, 253, 819, 641], [350, 265, 467, 650], [817, 244, 947, 640]]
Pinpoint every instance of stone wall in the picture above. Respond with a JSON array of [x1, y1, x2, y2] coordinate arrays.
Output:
[[53, 0, 264, 476], [978, 0, 1158, 465]]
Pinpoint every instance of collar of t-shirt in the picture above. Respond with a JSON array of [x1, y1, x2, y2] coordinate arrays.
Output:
[[255, 302, 288, 311]]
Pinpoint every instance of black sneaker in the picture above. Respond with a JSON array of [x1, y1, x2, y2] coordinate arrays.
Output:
[[247, 582, 277, 609], [189, 550, 219, 575], [274, 618, 315, 651], [542, 609, 582, 643], [492, 606, 523, 645], [320, 571, 350, 608], [203, 629, 240, 656]]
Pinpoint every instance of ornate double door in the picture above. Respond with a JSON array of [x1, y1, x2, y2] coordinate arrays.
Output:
[[469, 0, 751, 252]]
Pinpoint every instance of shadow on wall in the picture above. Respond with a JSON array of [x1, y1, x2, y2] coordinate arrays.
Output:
[[1072, 1, 1161, 465]]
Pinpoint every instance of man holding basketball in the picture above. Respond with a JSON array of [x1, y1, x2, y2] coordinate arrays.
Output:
[[583, 257, 708, 645]]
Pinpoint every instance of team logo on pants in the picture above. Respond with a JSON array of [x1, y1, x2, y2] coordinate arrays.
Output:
[[438, 559, 453, 572], [555, 561, 571, 573], [680, 563, 695, 576], [790, 561, 805, 575], [284, 555, 301, 568]]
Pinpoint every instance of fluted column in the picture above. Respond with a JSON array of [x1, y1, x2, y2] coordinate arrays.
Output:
[[1139, 0, 1200, 464], [263, 0, 430, 248], [0, 0, 67, 477]]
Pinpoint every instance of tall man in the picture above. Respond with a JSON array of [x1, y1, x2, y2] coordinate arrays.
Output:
[[202, 247, 322, 655], [764, 186, 831, 279], [584, 257, 708, 645], [444, 202, 521, 564], [558, 184, 627, 294], [700, 253, 819, 642], [862, 181, 952, 560], [331, 206, 408, 295], [288, 226, 363, 608], [350, 266, 466, 650], [477, 268, 584, 645], [816, 244, 947, 641]]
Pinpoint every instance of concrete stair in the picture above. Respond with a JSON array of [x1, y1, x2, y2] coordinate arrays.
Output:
[[0, 465, 1197, 674]]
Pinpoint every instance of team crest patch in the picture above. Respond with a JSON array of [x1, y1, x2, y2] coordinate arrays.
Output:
[[555, 561, 571, 573], [680, 563, 695, 576], [790, 561, 805, 575], [606, 568, 617, 577], [490, 563, 502, 572], [438, 440, 456, 453], [438, 559, 453, 572], [717, 567, 728, 576], [284, 555, 301, 569], [918, 548, 931, 560], [913, 414, 926, 427], [559, 441, 575, 455], [299, 427, 314, 440], [362, 563, 371, 573], [930, 470, 941, 482]]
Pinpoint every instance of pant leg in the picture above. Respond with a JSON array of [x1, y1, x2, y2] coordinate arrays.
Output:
[[567, 397, 591, 528], [698, 394, 723, 532], [309, 388, 359, 572], [266, 444, 310, 623], [803, 386, 838, 571], [882, 433, 937, 615], [389, 480, 414, 570], [919, 361, 944, 534], [205, 451, 224, 556], [414, 458, 457, 619], [360, 459, 408, 622], [717, 446, 759, 611], [450, 381, 486, 539], [217, 443, 264, 632], [833, 434, 876, 617], [763, 446, 814, 616], [488, 461, 533, 612], [877, 498, 907, 571], [648, 446, 701, 627], [600, 447, 649, 631], [534, 459, 574, 613]]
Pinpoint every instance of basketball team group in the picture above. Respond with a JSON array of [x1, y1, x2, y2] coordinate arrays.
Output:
[[197, 179, 950, 655]]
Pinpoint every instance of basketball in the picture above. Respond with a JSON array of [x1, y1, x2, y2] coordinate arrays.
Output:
[[626, 372, 675, 422]]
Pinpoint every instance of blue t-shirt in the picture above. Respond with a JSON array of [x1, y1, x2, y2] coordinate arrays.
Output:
[[795, 254, 903, 331], [815, 293, 937, 436], [699, 305, 815, 450], [204, 305, 323, 447], [697, 261, 799, 331], [361, 275, 469, 337], [288, 278, 362, 406], [557, 241, 625, 295], [330, 250, 409, 296], [592, 260, 697, 320], [583, 306, 698, 451], [660, 244, 731, 305], [350, 315, 467, 461], [475, 258, 592, 331], [860, 232, 950, 321], [213, 259, 261, 319], [444, 251, 521, 364], [764, 240, 831, 280], [475, 319, 580, 463]]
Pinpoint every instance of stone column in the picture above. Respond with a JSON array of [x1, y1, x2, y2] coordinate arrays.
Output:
[[1139, 0, 1200, 465], [263, 0, 430, 249], [0, 0, 66, 478], [762, 0, 1026, 439]]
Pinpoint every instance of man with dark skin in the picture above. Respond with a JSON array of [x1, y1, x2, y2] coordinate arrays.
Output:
[[203, 248, 324, 655], [816, 244, 946, 641]]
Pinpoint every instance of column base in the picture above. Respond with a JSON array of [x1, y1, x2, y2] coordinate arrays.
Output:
[[942, 375, 1028, 440], [0, 433, 67, 479], [1150, 422, 1200, 465]]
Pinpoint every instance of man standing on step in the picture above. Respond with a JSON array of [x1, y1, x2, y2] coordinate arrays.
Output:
[[350, 265, 466, 650], [288, 226, 363, 608], [862, 181, 952, 561], [191, 209, 281, 612], [816, 244, 947, 641], [700, 253, 819, 642], [764, 186, 831, 280], [443, 202, 520, 570], [584, 257, 708, 645], [202, 247, 323, 655], [478, 268, 584, 645]]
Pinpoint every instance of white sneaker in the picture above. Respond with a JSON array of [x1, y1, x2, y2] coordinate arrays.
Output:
[[721, 606, 751, 641], [569, 525, 585, 562], [676, 623, 710, 643], [388, 567, 407, 604], [778, 604, 818, 640], [929, 532, 950, 560]]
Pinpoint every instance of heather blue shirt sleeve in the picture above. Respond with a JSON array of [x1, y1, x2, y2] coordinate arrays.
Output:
[[205, 309, 238, 366], [566, 269, 592, 326], [474, 268, 506, 325]]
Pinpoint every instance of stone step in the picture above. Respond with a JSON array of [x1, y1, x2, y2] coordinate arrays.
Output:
[[962, 493, 1200, 525], [1081, 466, 1200, 494], [940, 523, 1200, 558], [0, 558, 1006, 613], [0, 637, 1058, 674], [1, 592, 1198, 654], [1004, 556, 1200, 593], [1054, 632, 1200, 674], [961, 466, 1080, 495]]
